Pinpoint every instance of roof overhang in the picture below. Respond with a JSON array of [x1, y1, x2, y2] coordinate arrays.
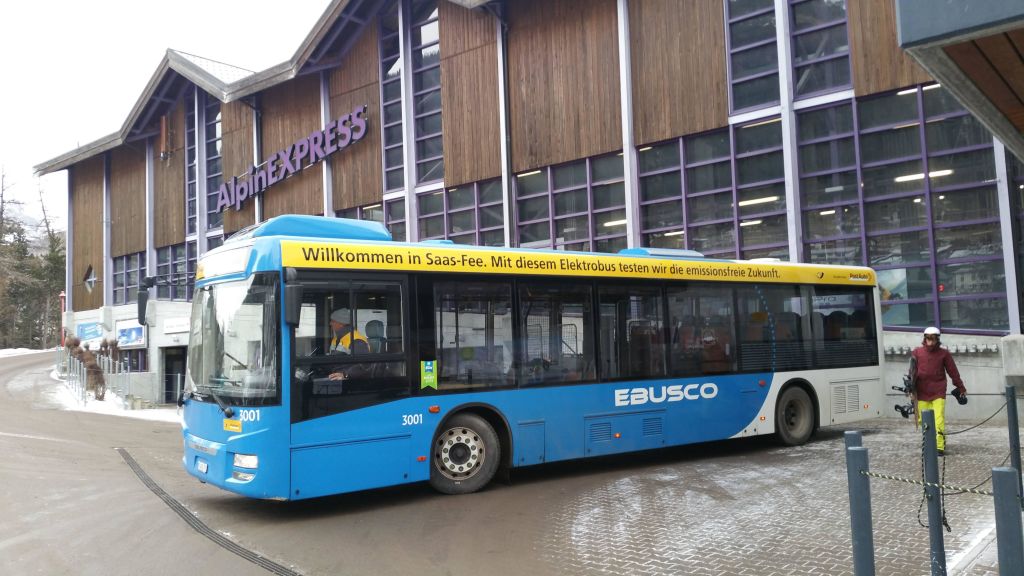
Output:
[[896, 0, 1024, 161]]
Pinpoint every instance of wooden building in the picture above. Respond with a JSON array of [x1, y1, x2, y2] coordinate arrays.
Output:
[[35, 0, 1024, 402]]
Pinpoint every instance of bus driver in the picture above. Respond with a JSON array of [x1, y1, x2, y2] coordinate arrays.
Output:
[[327, 308, 370, 381]]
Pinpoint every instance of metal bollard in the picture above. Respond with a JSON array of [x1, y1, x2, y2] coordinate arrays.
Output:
[[921, 410, 946, 576], [845, 443, 875, 576], [1007, 386, 1023, 511], [993, 467, 1024, 573], [845, 430, 863, 449]]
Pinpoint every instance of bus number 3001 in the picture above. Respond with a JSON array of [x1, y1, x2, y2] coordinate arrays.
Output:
[[239, 409, 260, 423], [402, 414, 423, 426]]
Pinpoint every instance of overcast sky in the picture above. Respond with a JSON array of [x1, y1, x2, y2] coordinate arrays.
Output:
[[0, 0, 333, 232]]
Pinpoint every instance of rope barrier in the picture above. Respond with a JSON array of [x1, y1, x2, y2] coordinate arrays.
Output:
[[942, 401, 1007, 436], [861, 470, 994, 497]]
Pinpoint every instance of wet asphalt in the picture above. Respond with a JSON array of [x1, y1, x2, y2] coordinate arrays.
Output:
[[0, 352, 1011, 575]]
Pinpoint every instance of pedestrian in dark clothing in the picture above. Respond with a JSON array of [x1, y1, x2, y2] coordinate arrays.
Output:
[[911, 326, 967, 455]]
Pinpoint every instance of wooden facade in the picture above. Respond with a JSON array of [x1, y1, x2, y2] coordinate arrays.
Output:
[[261, 74, 324, 219], [507, 0, 622, 173], [153, 100, 186, 248], [329, 17, 384, 210], [109, 145, 147, 257], [945, 31, 1024, 134], [439, 1, 501, 186], [630, 0, 729, 146], [848, 0, 931, 95], [71, 156, 105, 312], [221, 99, 256, 234]]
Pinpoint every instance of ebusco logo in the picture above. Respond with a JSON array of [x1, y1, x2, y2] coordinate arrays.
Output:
[[614, 383, 719, 407]]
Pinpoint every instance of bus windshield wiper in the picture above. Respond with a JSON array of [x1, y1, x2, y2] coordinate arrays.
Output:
[[209, 389, 235, 419], [198, 382, 235, 418]]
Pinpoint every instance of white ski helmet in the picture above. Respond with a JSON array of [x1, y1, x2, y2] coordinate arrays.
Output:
[[923, 326, 941, 337]]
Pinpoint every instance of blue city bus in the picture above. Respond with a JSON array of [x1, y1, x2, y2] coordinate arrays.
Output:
[[179, 215, 883, 499]]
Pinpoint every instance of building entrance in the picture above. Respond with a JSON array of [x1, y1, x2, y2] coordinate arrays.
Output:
[[163, 347, 187, 403]]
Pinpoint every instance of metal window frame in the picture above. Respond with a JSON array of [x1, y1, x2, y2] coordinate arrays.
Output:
[[512, 155, 627, 252], [793, 86, 1007, 333]]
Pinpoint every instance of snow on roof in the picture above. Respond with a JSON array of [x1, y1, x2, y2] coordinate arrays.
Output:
[[171, 50, 255, 84]]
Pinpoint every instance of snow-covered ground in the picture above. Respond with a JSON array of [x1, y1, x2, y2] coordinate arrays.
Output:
[[49, 369, 182, 424], [0, 348, 55, 358]]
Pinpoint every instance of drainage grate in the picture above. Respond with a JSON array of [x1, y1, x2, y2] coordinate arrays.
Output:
[[115, 448, 303, 576]]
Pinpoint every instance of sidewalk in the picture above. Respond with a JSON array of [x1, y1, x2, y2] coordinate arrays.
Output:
[[953, 527, 999, 575]]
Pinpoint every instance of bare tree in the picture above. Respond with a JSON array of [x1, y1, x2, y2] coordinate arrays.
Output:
[[36, 185, 64, 349]]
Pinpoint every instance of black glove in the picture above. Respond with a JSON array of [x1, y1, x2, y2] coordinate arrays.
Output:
[[951, 388, 968, 405]]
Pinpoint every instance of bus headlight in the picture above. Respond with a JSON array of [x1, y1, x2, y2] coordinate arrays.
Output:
[[233, 454, 259, 469]]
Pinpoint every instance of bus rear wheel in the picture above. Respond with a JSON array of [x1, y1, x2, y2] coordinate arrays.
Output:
[[429, 413, 500, 495], [775, 386, 815, 446]]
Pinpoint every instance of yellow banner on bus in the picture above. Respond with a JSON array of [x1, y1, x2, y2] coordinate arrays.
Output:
[[280, 241, 875, 286]]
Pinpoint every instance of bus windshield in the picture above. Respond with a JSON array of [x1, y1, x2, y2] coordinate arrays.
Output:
[[186, 272, 279, 406]]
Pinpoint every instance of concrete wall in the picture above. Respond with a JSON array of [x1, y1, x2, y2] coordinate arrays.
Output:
[[106, 370, 161, 405], [882, 330, 1010, 424]]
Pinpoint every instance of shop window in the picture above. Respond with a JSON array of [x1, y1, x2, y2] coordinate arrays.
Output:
[[119, 349, 148, 372]]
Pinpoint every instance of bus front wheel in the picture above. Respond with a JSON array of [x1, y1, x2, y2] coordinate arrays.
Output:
[[775, 386, 815, 446], [429, 413, 501, 495]]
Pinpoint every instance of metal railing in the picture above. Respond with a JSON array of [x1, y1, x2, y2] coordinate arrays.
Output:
[[55, 346, 147, 409]]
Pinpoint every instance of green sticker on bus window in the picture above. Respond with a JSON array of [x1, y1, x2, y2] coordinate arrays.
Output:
[[421, 361, 437, 390]]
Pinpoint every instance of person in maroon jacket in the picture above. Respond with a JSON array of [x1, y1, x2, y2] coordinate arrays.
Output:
[[911, 326, 967, 455]]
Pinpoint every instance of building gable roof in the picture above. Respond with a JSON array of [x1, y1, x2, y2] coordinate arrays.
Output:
[[36, 0, 393, 176]]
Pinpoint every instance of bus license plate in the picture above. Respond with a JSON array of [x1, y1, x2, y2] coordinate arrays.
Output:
[[197, 460, 208, 474]]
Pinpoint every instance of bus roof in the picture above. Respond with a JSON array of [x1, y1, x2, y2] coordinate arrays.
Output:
[[207, 215, 876, 287]]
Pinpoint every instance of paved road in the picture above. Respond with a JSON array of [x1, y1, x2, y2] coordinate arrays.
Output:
[[0, 352, 1011, 575]]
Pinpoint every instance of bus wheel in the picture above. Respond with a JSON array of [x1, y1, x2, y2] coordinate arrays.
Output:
[[775, 386, 814, 446], [429, 413, 500, 495]]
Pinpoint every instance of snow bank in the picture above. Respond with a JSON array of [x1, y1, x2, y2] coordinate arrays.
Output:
[[49, 369, 183, 424]]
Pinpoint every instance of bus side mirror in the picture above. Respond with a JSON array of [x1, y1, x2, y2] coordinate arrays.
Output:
[[285, 284, 303, 326]]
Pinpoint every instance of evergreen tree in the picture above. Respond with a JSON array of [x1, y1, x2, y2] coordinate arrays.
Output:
[[0, 173, 66, 349]]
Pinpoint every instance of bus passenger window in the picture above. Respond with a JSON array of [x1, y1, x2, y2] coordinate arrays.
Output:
[[433, 281, 513, 390], [517, 282, 595, 386], [811, 286, 878, 368], [667, 284, 736, 377], [735, 284, 810, 373], [598, 285, 665, 380]]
